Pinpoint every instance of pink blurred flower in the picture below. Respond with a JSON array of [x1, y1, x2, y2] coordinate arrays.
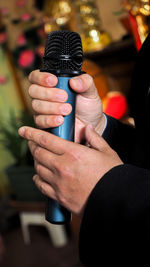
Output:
[[16, 0, 27, 7], [17, 34, 27, 46], [20, 13, 32, 22], [18, 49, 35, 68], [0, 32, 6, 44], [1, 8, 9, 16], [0, 75, 8, 85]]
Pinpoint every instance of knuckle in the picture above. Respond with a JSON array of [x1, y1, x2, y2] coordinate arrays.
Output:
[[69, 149, 80, 161], [44, 88, 51, 100], [45, 116, 51, 127], [32, 99, 37, 110], [32, 100, 43, 113], [61, 163, 72, 178], [29, 70, 40, 84], [57, 192, 66, 206], [28, 84, 35, 97], [25, 129, 32, 139], [34, 115, 39, 126], [39, 134, 47, 147], [34, 115, 43, 128], [28, 71, 34, 82], [34, 146, 41, 158], [84, 74, 94, 87], [35, 115, 50, 128], [39, 182, 46, 195], [56, 163, 62, 175], [102, 143, 110, 153]]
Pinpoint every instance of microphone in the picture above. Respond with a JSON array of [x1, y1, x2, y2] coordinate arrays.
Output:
[[41, 30, 84, 224]]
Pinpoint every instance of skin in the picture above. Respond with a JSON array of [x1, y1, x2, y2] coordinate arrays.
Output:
[[18, 70, 123, 216], [28, 70, 105, 143]]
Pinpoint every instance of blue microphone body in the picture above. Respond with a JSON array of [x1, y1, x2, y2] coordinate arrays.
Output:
[[41, 30, 84, 224], [45, 76, 76, 224], [50, 76, 76, 141]]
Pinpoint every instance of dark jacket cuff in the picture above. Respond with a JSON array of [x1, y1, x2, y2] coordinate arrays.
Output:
[[79, 164, 150, 265], [102, 115, 136, 163]]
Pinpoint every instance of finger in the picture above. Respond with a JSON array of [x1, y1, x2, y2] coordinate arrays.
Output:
[[32, 146, 58, 172], [35, 163, 54, 186], [31, 99, 72, 115], [29, 85, 68, 102], [34, 115, 64, 128], [28, 140, 37, 155], [33, 174, 57, 200], [70, 74, 98, 99], [85, 124, 110, 152], [18, 126, 72, 154], [29, 70, 58, 87]]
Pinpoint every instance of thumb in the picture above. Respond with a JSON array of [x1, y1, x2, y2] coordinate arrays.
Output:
[[85, 124, 109, 151], [69, 74, 99, 99]]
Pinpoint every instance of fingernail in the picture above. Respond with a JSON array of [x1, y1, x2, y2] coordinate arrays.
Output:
[[72, 77, 82, 89], [55, 116, 64, 125], [46, 76, 54, 86], [60, 104, 71, 114], [18, 127, 25, 137]]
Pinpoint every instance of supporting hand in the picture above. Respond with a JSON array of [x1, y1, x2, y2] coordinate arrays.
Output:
[[18, 124, 123, 216]]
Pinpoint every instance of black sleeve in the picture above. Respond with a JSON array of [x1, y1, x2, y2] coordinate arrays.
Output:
[[79, 164, 150, 266], [79, 33, 150, 266], [102, 114, 150, 169], [102, 114, 136, 163]]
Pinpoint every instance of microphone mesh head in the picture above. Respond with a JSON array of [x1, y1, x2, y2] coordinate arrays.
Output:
[[43, 30, 83, 71]]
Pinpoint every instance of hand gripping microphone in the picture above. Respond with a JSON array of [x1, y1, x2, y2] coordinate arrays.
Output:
[[41, 30, 84, 224]]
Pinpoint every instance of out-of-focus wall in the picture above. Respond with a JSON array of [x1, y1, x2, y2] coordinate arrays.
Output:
[[96, 0, 127, 41], [0, 47, 25, 195], [0, 0, 42, 111]]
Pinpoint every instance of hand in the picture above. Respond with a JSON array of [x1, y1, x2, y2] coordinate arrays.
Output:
[[28, 70, 105, 143], [18, 125, 123, 216]]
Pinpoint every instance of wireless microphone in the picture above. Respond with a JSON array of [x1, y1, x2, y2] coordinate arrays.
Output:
[[41, 30, 84, 224]]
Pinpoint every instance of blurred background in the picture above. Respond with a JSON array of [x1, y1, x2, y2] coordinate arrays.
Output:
[[0, 0, 149, 266]]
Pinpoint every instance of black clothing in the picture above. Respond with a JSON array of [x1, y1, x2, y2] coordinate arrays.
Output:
[[79, 33, 150, 266]]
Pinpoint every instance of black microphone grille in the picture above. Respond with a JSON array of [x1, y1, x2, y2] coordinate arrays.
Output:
[[43, 30, 83, 72]]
